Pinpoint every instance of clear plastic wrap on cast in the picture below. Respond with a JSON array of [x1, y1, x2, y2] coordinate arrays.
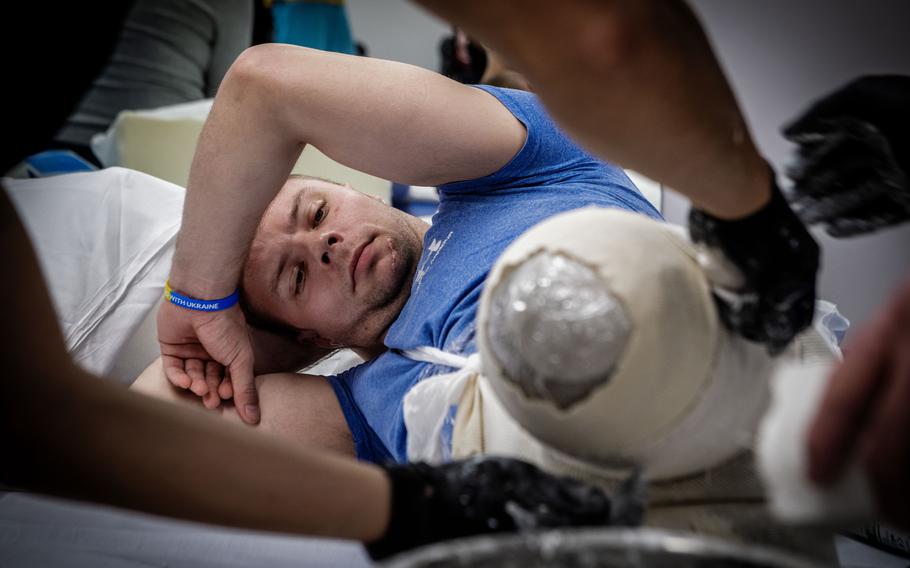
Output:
[[487, 252, 631, 409]]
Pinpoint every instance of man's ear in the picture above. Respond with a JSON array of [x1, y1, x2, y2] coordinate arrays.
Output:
[[296, 329, 339, 349], [366, 193, 388, 205]]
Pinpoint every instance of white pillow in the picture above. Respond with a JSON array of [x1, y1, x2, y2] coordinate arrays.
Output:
[[5, 167, 184, 379]]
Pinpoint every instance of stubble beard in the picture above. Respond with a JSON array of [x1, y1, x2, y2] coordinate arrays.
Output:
[[366, 226, 421, 312], [356, 215, 425, 344]]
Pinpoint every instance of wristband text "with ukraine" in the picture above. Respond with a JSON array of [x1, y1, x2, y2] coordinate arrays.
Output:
[[164, 281, 239, 312]]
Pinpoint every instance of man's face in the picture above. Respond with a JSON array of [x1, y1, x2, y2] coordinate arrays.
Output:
[[242, 177, 426, 350]]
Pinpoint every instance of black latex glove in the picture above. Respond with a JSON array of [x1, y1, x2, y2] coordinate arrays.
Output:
[[367, 456, 643, 560], [783, 75, 910, 237], [689, 180, 820, 355]]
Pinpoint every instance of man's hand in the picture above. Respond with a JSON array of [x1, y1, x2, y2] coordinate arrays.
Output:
[[784, 75, 910, 237], [366, 457, 644, 560], [808, 277, 910, 529], [689, 179, 820, 355], [156, 301, 259, 424]]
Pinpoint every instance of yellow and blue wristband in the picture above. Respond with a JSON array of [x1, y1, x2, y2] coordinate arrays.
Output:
[[164, 281, 239, 312]]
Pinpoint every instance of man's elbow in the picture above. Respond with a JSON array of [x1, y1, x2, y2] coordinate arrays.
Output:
[[222, 43, 323, 101], [223, 44, 287, 93]]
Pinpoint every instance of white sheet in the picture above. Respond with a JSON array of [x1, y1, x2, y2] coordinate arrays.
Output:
[[0, 491, 369, 567], [4, 168, 184, 377]]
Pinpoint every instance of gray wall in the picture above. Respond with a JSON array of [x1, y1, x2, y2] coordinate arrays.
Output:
[[347, 0, 910, 328], [346, 0, 448, 71]]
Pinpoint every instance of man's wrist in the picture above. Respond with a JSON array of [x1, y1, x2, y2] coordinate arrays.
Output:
[[168, 236, 247, 300], [693, 161, 773, 220], [366, 464, 436, 560], [166, 266, 240, 301], [689, 176, 806, 282]]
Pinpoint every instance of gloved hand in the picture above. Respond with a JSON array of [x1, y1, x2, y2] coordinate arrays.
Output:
[[367, 456, 643, 560], [783, 75, 910, 237], [689, 180, 820, 355]]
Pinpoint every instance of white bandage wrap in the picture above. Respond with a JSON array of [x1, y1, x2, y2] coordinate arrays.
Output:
[[403, 205, 859, 555], [405, 207, 855, 515], [476, 208, 773, 479], [756, 333, 874, 524]]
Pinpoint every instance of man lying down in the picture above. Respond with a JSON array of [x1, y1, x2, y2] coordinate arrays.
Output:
[[134, 44, 662, 456], [133, 45, 840, 560]]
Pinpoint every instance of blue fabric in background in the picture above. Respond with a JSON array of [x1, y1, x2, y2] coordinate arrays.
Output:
[[330, 86, 663, 463], [271, 1, 355, 54], [391, 182, 440, 218], [24, 150, 97, 177]]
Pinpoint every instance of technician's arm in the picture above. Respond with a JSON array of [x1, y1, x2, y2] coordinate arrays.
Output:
[[414, 0, 769, 219], [414, 0, 819, 354]]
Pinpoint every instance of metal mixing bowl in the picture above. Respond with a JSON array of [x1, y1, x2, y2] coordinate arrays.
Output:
[[384, 528, 826, 568]]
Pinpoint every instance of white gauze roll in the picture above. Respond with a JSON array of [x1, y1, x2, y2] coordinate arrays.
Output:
[[477, 207, 773, 479]]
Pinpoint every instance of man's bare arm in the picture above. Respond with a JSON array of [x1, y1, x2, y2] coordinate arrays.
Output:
[[132, 359, 356, 458], [414, 0, 771, 220], [160, 46, 526, 423], [176, 324, 332, 409], [172, 44, 525, 298]]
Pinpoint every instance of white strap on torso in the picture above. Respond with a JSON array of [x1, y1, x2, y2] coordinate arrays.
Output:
[[401, 346, 478, 370], [401, 346, 481, 464]]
